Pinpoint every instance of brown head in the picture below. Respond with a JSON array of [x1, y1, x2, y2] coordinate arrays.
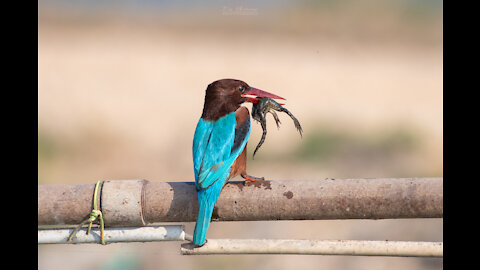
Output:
[[201, 78, 284, 121]]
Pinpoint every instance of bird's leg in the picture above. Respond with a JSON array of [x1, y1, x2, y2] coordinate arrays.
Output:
[[241, 173, 265, 184]]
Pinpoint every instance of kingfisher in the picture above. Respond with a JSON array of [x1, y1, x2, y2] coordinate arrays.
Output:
[[192, 79, 285, 246]]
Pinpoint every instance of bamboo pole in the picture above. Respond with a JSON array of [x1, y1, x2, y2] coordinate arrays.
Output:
[[181, 239, 443, 257], [38, 225, 185, 244], [38, 178, 443, 226]]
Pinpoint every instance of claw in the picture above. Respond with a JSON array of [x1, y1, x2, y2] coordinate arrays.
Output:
[[241, 174, 265, 184]]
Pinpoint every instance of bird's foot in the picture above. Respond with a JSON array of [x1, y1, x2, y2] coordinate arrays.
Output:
[[241, 174, 265, 185]]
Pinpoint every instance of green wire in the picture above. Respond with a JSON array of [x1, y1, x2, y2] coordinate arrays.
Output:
[[93, 180, 101, 211], [67, 180, 106, 245]]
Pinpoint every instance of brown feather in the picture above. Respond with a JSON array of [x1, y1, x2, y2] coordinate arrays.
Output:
[[228, 106, 250, 179], [201, 79, 250, 121]]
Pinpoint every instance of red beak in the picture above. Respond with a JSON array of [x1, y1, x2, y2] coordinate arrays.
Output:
[[242, 87, 285, 104]]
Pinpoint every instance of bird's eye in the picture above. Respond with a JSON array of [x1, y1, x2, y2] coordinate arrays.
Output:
[[238, 86, 244, 92]]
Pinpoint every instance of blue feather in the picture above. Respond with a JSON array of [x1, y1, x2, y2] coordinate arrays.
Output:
[[193, 171, 229, 246], [192, 112, 250, 246]]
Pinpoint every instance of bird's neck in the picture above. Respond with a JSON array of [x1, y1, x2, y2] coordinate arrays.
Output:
[[202, 102, 240, 121], [201, 97, 240, 121]]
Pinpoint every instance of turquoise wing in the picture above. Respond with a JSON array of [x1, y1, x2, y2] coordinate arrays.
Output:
[[192, 112, 250, 189]]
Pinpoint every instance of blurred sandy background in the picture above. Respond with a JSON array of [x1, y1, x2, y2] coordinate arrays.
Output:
[[38, 0, 443, 269]]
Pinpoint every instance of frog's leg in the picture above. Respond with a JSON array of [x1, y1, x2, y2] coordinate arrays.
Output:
[[268, 111, 281, 129], [253, 113, 267, 159]]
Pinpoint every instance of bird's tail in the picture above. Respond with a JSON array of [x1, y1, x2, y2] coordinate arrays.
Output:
[[193, 182, 223, 246]]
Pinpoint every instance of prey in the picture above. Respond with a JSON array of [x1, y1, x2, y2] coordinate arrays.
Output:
[[251, 97, 303, 158]]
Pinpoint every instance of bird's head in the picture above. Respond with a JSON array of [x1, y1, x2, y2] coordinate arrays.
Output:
[[201, 79, 284, 121]]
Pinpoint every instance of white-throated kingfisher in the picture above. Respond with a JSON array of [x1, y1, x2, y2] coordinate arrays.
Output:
[[192, 79, 284, 246]]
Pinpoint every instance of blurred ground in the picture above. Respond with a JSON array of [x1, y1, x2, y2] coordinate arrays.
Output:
[[38, 0, 443, 269]]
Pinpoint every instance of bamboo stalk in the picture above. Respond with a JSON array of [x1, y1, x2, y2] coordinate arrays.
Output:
[[181, 239, 443, 257]]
